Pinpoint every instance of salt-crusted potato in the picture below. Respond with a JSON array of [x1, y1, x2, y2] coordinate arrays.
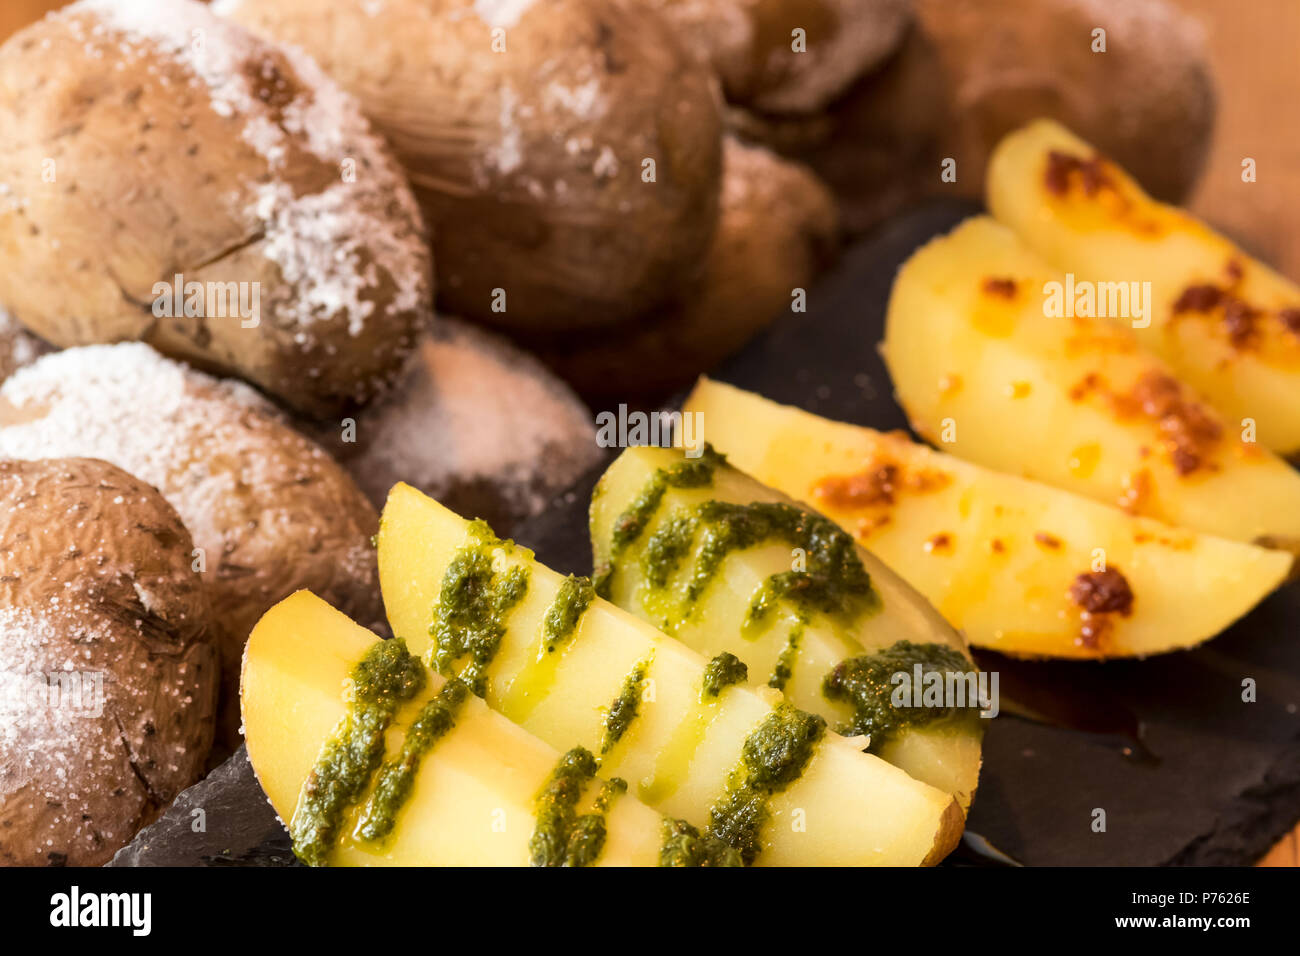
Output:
[[0, 309, 49, 384], [646, 0, 911, 114], [0, 458, 219, 866], [0, 344, 383, 744], [222, 0, 723, 333], [912, 0, 1215, 203], [536, 139, 838, 400], [0, 0, 432, 418], [319, 319, 602, 535], [989, 119, 1300, 456]]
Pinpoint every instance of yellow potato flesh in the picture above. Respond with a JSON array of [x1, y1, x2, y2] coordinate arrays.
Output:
[[882, 215, 1300, 549], [589, 445, 983, 809], [988, 118, 1300, 455], [683, 378, 1293, 659], [241, 591, 664, 866], [378, 485, 962, 865]]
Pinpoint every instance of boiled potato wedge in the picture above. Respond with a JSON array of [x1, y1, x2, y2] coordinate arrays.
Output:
[[590, 445, 984, 809], [378, 485, 962, 866], [883, 216, 1300, 550], [243, 591, 667, 866], [988, 119, 1300, 455], [683, 378, 1293, 659]]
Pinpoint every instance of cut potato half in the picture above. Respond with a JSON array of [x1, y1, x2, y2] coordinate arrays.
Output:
[[589, 445, 984, 810], [683, 378, 1293, 660], [241, 591, 665, 866], [378, 485, 962, 865], [988, 118, 1300, 455], [882, 215, 1300, 550]]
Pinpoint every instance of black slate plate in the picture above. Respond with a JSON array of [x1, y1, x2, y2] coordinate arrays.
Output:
[[114, 200, 1300, 867]]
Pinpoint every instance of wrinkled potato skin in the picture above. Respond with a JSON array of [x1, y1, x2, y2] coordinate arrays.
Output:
[[536, 138, 838, 400], [648, 0, 911, 114], [0, 345, 384, 748], [225, 0, 723, 332], [0, 458, 218, 867], [912, 0, 1215, 203], [0, 5, 431, 418], [731, 24, 950, 235]]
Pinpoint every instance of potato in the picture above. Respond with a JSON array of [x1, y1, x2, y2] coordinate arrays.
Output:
[[589, 444, 983, 807], [379, 484, 962, 865], [222, 0, 723, 333], [533, 138, 838, 400], [0, 0, 65, 43], [320, 319, 601, 535], [0, 0, 432, 418], [243, 591, 668, 865], [742, 23, 951, 236], [883, 217, 1300, 550], [0, 458, 218, 866], [913, 0, 1215, 203], [0, 308, 49, 384], [0, 344, 382, 745], [683, 378, 1293, 659], [988, 119, 1300, 455], [646, 0, 911, 114]]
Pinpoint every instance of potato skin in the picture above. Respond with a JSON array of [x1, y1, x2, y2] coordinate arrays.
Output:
[[311, 319, 602, 535], [0, 344, 383, 746], [0, 0, 432, 418], [734, 24, 950, 236], [647, 0, 911, 114], [0, 458, 218, 867], [734, 0, 1214, 233], [223, 0, 723, 332], [535, 138, 838, 400], [912, 0, 1215, 203]]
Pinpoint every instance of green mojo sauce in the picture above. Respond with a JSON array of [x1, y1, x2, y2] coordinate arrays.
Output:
[[354, 678, 472, 842], [706, 704, 826, 865], [290, 638, 427, 866], [428, 520, 530, 697], [601, 449, 880, 643], [659, 818, 743, 867], [530, 748, 626, 867], [542, 575, 595, 652], [600, 656, 653, 755], [595, 447, 724, 596], [701, 651, 748, 699], [767, 625, 803, 692], [823, 640, 981, 745]]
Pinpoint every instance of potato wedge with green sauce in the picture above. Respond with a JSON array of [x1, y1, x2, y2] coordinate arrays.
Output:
[[987, 119, 1300, 455], [243, 591, 670, 866], [378, 486, 962, 865], [589, 446, 984, 810], [683, 378, 1293, 660], [883, 216, 1300, 550]]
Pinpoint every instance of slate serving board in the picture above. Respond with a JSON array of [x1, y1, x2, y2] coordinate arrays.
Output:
[[113, 200, 1300, 867]]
